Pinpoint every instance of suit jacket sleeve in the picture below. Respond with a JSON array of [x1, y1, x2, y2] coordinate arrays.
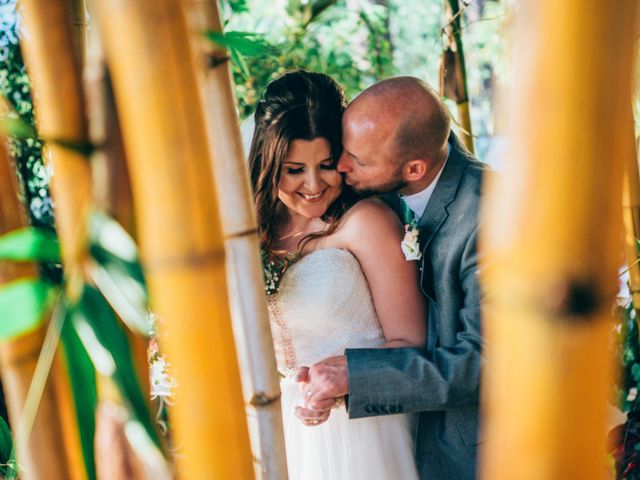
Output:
[[345, 227, 482, 418]]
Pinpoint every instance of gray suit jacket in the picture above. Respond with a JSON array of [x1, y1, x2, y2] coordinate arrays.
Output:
[[345, 133, 485, 479]]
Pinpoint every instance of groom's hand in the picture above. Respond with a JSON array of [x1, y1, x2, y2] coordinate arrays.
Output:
[[303, 355, 349, 411], [294, 405, 330, 426]]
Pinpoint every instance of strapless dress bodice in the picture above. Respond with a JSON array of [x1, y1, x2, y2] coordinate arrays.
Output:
[[267, 248, 384, 377]]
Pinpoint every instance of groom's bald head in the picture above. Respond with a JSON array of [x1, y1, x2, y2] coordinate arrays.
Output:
[[345, 77, 451, 165]]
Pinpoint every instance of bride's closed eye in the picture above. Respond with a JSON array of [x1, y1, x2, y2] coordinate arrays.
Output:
[[285, 162, 336, 175]]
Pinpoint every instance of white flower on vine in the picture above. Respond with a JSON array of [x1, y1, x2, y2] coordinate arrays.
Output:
[[150, 356, 177, 399]]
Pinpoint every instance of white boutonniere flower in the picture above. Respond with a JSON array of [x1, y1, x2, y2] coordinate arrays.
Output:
[[401, 223, 422, 261]]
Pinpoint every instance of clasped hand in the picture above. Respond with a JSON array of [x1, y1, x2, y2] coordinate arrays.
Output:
[[294, 355, 349, 427]]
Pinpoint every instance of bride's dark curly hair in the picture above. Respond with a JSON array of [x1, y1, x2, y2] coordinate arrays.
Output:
[[249, 70, 355, 252]]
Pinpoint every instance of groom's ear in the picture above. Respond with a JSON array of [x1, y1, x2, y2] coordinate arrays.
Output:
[[403, 159, 429, 182]]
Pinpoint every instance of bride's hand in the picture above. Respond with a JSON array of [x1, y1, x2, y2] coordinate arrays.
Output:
[[294, 405, 330, 427]]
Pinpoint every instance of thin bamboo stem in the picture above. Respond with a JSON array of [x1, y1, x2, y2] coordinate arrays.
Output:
[[480, 1, 639, 479], [0, 140, 69, 480], [94, 1, 254, 478], [183, 1, 287, 478]]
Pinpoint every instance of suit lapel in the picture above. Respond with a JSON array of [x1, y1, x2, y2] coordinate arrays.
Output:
[[417, 133, 468, 253]]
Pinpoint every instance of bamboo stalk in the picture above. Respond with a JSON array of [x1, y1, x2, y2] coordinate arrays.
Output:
[[83, 0, 147, 400], [94, 1, 254, 478], [19, 0, 92, 298], [479, 1, 639, 479], [19, 1, 94, 478], [70, 0, 88, 71], [622, 107, 640, 311], [443, 0, 474, 153], [0, 140, 69, 480], [182, 1, 287, 478]]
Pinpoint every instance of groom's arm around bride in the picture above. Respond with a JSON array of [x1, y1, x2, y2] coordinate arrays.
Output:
[[297, 77, 485, 480]]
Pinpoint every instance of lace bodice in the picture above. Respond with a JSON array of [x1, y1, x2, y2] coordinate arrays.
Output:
[[267, 248, 384, 378]]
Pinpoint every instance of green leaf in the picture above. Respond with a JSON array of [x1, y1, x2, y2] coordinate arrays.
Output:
[[0, 279, 57, 341], [0, 227, 60, 262], [205, 31, 278, 57], [0, 416, 16, 479], [310, 0, 337, 22], [231, 48, 251, 80], [89, 212, 141, 273], [73, 285, 162, 451], [49, 138, 95, 157], [88, 263, 151, 337], [0, 116, 38, 140], [88, 212, 151, 336], [60, 313, 97, 480]]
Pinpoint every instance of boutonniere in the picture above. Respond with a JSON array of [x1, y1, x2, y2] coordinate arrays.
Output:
[[400, 221, 422, 261]]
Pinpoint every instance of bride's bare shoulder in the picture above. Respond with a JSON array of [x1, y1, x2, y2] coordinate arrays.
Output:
[[338, 197, 402, 236]]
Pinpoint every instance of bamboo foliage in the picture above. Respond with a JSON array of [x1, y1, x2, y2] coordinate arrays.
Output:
[[480, 1, 639, 479], [183, 1, 287, 478], [93, 0, 254, 478], [0, 141, 69, 480]]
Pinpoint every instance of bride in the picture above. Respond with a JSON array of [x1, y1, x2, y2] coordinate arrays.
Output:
[[248, 70, 425, 480]]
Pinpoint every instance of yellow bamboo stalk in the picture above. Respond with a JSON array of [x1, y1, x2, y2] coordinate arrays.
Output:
[[94, 1, 254, 478], [0, 142, 69, 480], [83, 1, 148, 400], [70, 0, 88, 71], [183, 1, 287, 478], [456, 100, 474, 153], [19, 1, 93, 478], [480, 1, 639, 479], [19, 0, 92, 298], [443, 0, 475, 153], [84, 35, 153, 480], [622, 107, 640, 310]]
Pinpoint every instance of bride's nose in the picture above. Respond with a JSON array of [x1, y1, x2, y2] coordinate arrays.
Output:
[[304, 169, 323, 191]]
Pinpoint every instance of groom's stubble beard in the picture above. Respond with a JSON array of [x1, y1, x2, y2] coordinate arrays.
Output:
[[343, 162, 408, 196]]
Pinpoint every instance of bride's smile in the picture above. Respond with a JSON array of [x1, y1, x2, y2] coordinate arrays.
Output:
[[298, 189, 326, 202], [278, 137, 342, 219]]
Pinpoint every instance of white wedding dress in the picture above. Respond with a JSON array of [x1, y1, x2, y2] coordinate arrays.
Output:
[[267, 248, 419, 480]]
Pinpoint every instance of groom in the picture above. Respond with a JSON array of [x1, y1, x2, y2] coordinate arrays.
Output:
[[296, 76, 485, 479]]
